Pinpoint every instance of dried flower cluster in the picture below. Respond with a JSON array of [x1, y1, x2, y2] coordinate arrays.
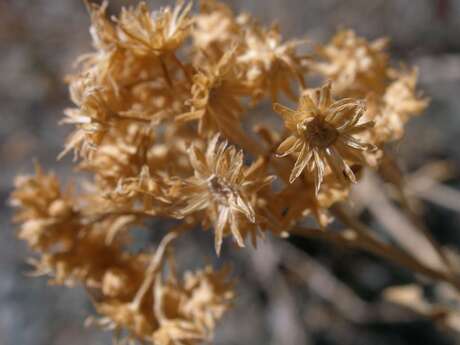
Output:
[[11, 1, 440, 344]]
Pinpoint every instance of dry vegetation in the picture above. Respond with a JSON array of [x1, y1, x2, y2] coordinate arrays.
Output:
[[9, 0, 460, 344]]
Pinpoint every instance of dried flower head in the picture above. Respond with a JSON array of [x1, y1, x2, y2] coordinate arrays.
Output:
[[172, 135, 274, 255], [116, 1, 192, 57], [192, 0, 242, 56], [314, 30, 389, 97], [11, 164, 77, 252], [152, 265, 234, 344], [274, 81, 376, 194], [11, 1, 435, 344], [237, 23, 308, 101], [366, 69, 429, 143], [176, 49, 247, 135]]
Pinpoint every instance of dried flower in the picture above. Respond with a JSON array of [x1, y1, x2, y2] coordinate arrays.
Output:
[[314, 30, 389, 97], [11, 1, 437, 344], [192, 0, 242, 57], [237, 23, 308, 101], [176, 49, 248, 135], [116, 1, 192, 57], [152, 265, 234, 344], [366, 69, 429, 143], [172, 135, 274, 255], [274, 81, 376, 193]]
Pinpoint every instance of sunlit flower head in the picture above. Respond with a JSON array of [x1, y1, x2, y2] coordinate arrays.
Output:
[[274, 81, 376, 194], [314, 30, 389, 97], [173, 135, 274, 255]]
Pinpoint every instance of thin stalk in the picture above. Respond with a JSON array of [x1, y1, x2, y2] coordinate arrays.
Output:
[[290, 225, 459, 289]]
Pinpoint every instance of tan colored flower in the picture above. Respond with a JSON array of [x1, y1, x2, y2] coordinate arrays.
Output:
[[192, 0, 242, 57], [152, 265, 234, 345], [176, 49, 248, 135], [10, 165, 147, 288], [274, 81, 376, 194], [84, 0, 117, 51], [116, 1, 192, 57], [11, 164, 77, 252], [10, 1, 435, 343], [374, 69, 429, 141], [366, 68, 429, 143], [60, 78, 113, 159], [314, 30, 389, 97], [237, 23, 309, 101], [173, 135, 274, 255]]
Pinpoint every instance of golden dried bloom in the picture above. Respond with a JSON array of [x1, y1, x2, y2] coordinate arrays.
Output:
[[152, 266, 234, 345], [314, 30, 389, 97], [92, 263, 233, 345], [274, 81, 376, 194], [11, 165, 77, 252], [176, 49, 248, 135], [93, 166, 174, 217], [366, 69, 429, 143], [237, 23, 308, 102], [384, 69, 428, 122], [11, 1, 435, 343], [192, 0, 242, 56], [173, 135, 274, 255], [116, 1, 192, 57], [60, 78, 113, 159], [79, 123, 167, 193], [85, 0, 118, 51], [372, 69, 429, 142], [94, 301, 156, 341], [11, 166, 147, 288]]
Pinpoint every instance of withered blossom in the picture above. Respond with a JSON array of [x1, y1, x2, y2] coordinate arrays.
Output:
[[176, 49, 248, 135], [10, 1, 434, 344], [11, 165, 145, 287], [152, 266, 234, 345], [85, 0, 118, 50], [314, 29, 389, 97], [274, 81, 376, 193], [367, 69, 429, 143], [237, 23, 309, 101], [173, 135, 274, 255], [192, 0, 242, 57], [60, 78, 113, 159], [116, 1, 192, 57], [11, 164, 77, 252]]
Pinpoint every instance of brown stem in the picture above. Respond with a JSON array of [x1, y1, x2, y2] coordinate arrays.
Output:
[[290, 225, 460, 290]]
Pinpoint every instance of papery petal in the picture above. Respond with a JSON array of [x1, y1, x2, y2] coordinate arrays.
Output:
[[289, 143, 312, 183], [214, 207, 229, 256], [276, 136, 302, 157]]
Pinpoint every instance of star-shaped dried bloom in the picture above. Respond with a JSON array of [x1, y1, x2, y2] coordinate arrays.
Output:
[[370, 69, 429, 143], [274, 81, 376, 194], [238, 23, 309, 102], [116, 1, 192, 57], [11, 164, 77, 252], [60, 74, 124, 160], [176, 49, 248, 135], [192, 0, 242, 57], [314, 30, 389, 97], [173, 135, 274, 255], [152, 265, 234, 345]]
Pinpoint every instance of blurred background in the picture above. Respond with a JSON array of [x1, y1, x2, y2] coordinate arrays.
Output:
[[1, 0, 460, 344]]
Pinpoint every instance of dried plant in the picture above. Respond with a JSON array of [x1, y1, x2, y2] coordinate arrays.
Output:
[[11, 1, 460, 343]]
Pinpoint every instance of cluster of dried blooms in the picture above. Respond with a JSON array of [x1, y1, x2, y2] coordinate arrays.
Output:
[[14, 0, 454, 343]]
